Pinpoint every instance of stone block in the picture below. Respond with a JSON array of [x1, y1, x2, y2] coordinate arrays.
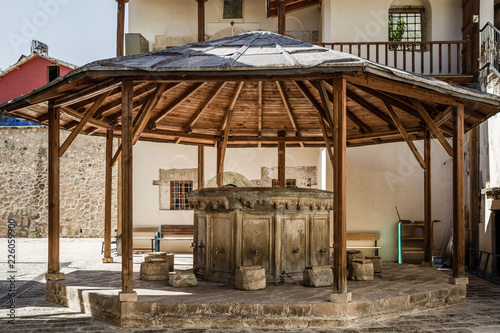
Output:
[[330, 292, 352, 304], [449, 277, 469, 285], [144, 252, 174, 272], [169, 273, 198, 287], [350, 259, 374, 281], [347, 250, 364, 270], [119, 291, 137, 302], [303, 266, 333, 287], [140, 261, 169, 281], [235, 266, 266, 291], [365, 256, 382, 274]]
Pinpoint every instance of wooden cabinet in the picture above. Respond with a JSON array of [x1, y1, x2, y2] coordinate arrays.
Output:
[[398, 222, 425, 264]]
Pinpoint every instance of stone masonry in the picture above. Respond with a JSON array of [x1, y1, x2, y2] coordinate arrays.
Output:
[[0, 126, 118, 238]]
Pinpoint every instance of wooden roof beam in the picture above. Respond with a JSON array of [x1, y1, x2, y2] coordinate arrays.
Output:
[[294, 81, 331, 129], [59, 91, 111, 157], [276, 81, 303, 146], [60, 106, 112, 130], [132, 83, 169, 145], [411, 99, 454, 157], [384, 101, 425, 169], [345, 88, 395, 129], [183, 82, 226, 132], [53, 78, 121, 108], [357, 87, 424, 121], [219, 82, 244, 134], [149, 82, 204, 126]]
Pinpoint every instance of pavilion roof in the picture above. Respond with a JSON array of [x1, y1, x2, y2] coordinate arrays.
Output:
[[1, 31, 499, 148]]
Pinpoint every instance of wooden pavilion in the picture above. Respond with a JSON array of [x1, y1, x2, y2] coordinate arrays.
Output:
[[1, 31, 500, 302]]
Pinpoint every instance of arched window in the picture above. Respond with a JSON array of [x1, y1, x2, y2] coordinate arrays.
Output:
[[389, 2, 427, 43]]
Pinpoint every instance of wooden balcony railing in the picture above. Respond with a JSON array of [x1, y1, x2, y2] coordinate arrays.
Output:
[[315, 40, 472, 76]]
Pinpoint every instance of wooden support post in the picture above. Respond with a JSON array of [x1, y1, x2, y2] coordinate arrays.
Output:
[[46, 101, 64, 281], [469, 127, 480, 252], [103, 130, 114, 263], [423, 128, 433, 265], [278, 0, 286, 36], [197, 0, 206, 42], [216, 141, 224, 187], [452, 104, 465, 280], [278, 131, 286, 187], [331, 77, 350, 301], [116, 0, 127, 57], [119, 80, 137, 301], [198, 146, 204, 189]]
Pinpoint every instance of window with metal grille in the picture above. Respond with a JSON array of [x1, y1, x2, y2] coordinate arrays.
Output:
[[389, 8, 425, 50], [170, 181, 193, 210], [222, 0, 243, 20], [272, 179, 297, 188]]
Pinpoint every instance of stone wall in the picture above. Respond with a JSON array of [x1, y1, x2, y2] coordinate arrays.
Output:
[[0, 127, 118, 238]]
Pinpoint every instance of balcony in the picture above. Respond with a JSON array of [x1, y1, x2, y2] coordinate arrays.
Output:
[[316, 40, 473, 86]]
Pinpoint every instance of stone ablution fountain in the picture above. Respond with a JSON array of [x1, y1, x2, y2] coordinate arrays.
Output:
[[188, 187, 333, 284]]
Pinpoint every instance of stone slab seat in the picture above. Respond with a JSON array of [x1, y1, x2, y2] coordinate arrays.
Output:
[[350, 259, 374, 281], [235, 266, 266, 291], [303, 265, 333, 287]]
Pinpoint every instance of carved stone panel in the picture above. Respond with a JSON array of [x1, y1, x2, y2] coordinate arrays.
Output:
[[209, 216, 234, 275], [310, 215, 329, 266], [241, 215, 273, 271], [281, 216, 307, 275]]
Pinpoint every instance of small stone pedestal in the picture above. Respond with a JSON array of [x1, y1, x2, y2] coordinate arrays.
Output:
[[144, 252, 174, 272], [347, 250, 364, 269], [365, 256, 382, 275], [350, 259, 374, 281], [140, 259, 169, 281], [102, 257, 114, 263], [235, 266, 266, 291], [303, 266, 333, 287], [169, 269, 198, 287]]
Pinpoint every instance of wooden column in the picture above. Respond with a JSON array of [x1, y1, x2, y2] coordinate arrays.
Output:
[[216, 142, 223, 187], [453, 104, 465, 279], [197, 0, 206, 42], [103, 130, 114, 263], [332, 77, 349, 297], [469, 127, 480, 252], [46, 100, 64, 280], [423, 128, 433, 264], [119, 80, 137, 301], [278, 0, 286, 36], [278, 131, 286, 187], [198, 146, 205, 189], [116, 0, 127, 57]]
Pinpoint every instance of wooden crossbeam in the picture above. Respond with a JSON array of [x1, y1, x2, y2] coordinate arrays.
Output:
[[149, 82, 204, 125], [434, 106, 453, 126], [60, 106, 112, 129], [219, 82, 244, 134], [59, 91, 111, 157], [183, 82, 226, 132], [384, 102, 425, 169], [411, 99, 454, 157]]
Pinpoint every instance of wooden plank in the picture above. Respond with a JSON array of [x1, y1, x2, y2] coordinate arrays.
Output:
[[59, 91, 111, 157], [278, 131, 286, 187], [332, 77, 348, 295], [132, 83, 169, 144], [412, 99, 454, 157], [48, 101, 60, 275], [103, 130, 113, 260], [384, 102, 426, 169], [53, 78, 120, 108], [346, 87, 395, 128], [453, 104, 465, 278], [198, 146, 204, 189], [197, 0, 205, 42], [295, 81, 331, 128], [219, 82, 244, 134], [276, 81, 300, 135], [424, 128, 433, 264], [121, 80, 134, 293], [434, 105, 453, 126], [346, 233, 380, 241], [183, 82, 225, 132]]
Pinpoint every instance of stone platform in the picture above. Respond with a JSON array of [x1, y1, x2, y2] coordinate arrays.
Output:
[[45, 262, 466, 329]]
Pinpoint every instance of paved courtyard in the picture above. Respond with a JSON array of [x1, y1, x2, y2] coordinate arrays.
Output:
[[1, 239, 500, 332]]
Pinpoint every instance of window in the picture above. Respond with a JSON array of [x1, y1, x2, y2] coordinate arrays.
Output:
[[272, 179, 297, 188], [222, 0, 243, 20], [389, 7, 425, 49], [170, 181, 193, 210]]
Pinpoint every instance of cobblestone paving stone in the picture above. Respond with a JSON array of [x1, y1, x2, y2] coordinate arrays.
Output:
[[1, 239, 500, 332]]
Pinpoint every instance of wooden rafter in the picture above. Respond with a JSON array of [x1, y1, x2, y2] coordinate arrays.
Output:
[[384, 101, 425, 169], [59, 91, 111, 157], [411, 99, 454, 157], [317, 80, 335, 130], [132, 83, 169, 144], [53, 78, 120, 108], [183, 82, 226, 132], [434, 106, 453, 126], [60, 106, 112, 129], [295, 81, 331, 128], [276, 81, 300, 134], [345, 88, 395, 129], [149, 82, 204, 126], [219, 82, 244, 134]]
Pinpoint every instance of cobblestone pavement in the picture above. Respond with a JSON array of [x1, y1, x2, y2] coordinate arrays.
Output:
[[1, 239, 500, 332]]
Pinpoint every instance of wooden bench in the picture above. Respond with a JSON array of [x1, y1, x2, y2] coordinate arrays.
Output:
[[133, 226, 159, 252], [159, 225, 194, 254], [346, 233, 381, 256]]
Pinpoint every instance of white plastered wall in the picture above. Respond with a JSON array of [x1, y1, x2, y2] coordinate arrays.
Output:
[[325, 140, 453, 262], [128, 0, 321, 50]]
